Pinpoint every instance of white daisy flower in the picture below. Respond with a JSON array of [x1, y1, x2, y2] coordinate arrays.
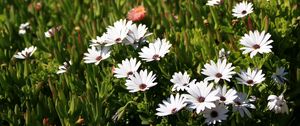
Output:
[[184, 81, 219, 113], [218, 48, 230, 60], [90, 33, 107, 47], [170, 71, 196, 91], [156, 93, 187, 116], [201, 59, 236, 83], [125, 69, 157, 92], [105, 19, 132, 46], [83, 46, 111, 65], [19, 22, 30, 35], [236, 68, 265, 86], [232, 92, 256, 118], [203, 103, 228, 125], [271, 67, 288, 84], [124, 24, 152, 47], [206, 0, 222, 6], [44, 26, 62, 38], [240, 30, 273, 58], [267, 94, 289, 114], [113, 58, 141, 78], [56, 60, 72, 74], [14, 46, 37, 59], [232, 1, 253, 18], [139, 38, 172, 62], [215, 86, 238, 105]]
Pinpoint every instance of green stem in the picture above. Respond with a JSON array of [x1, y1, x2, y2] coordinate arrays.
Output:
[[209, 7, 219, 29]]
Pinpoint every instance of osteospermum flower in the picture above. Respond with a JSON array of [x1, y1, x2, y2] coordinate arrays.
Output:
[[215, 86, 237, 105], [90, 33, 107, 47], [105, 19, 132, 46], [19, 22, 30, 35], [114, 58, 141, 78], [201, 59, 236, 83], [236, 68, 265, 86], [271, 67, 288, 84], [139, 38, 172, 62], [124, 24, 152, 47], [127, 6, 146, 22], [240, 30, 273, 58], [156, 93, 187, 116], [83, 46, 111, 65], [44, 26, 62, 38], [203, 103, 228, 125], [56, 60, 72, 74], [14, 46, 37, 59], [184, 81, 219, 113], [206, 0, 222, 6], [125, 69, 157, 92], [267, 94, 289, 114], [170, 71, 196, 91], [232, 1, 253, 18], [218, 48, 230, 60], [232, 92, 256, 118]]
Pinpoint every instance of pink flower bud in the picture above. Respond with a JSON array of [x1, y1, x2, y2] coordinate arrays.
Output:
[[127, 6, 146, 22]]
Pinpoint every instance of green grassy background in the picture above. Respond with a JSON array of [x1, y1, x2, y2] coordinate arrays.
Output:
[[0, 0, 300, 125]]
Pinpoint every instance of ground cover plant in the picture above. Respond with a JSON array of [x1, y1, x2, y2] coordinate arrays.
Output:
[[1, 0, 300, 125]]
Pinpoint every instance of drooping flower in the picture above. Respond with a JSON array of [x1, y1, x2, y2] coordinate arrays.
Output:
[[170, 71, 196, 91], [14, 46, 37, 59], [124, 24, 152, 48], [206, 0, 222, 6], [105, 19, 132, 46], [232, 1, 253, 18], [236, 68, 265, 86], [139, 38, 172, 62], [203, 103, 229, 125], [201, 59, 236, 83], [19, 22, 30, 35], [156, 93, 187, 116], [215, 86, 237, 105], [127, 6, 146, 22], [83, 46, 111, 65], [267, 94, 289, 114], [240, 30, 273, 58], [90, 33, 107, 47], [218, 48, 230, 60], [271, 67, 288, 84], [184, 81, 219, 113], [56, 60, 72, 74], [232, 92, 256, 118], [44, 26, 62, 38], [125, 69, 157, 92], [114, 58, 141, 78]]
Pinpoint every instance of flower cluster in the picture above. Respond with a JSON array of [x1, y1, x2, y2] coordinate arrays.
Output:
[[84, 19, 172, 93]]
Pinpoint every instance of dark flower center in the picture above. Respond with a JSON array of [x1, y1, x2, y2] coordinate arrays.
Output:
[[115, 38, 121, 43], [198, 96, 205, 103], [171, 108, 177, 114], [139, 84, 147, 90], [210, 110, 218, 118], [246, 80, 254, 84], [220, 96, 226, 101], [183, 83, 188, 86], [252, 44, 260, 49], [235, 101, 241, 106], [96, 56, 102, 61], [241, 10, 247, 14], [152, 54, 160, 60], [127, 71, 133, 76], [215, 73, 223, 78]]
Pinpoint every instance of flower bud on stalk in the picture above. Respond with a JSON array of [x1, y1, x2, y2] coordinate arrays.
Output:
[[127, 6, 146, 22]]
